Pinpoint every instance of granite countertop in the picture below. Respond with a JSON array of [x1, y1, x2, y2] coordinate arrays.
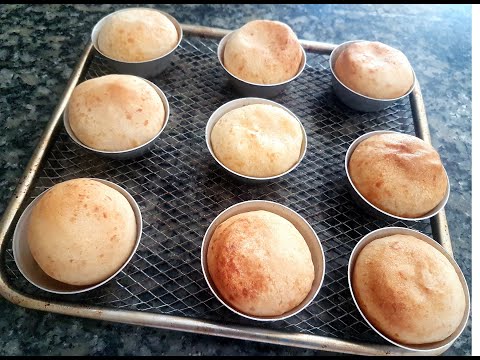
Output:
[[0, 4, 471, 356]]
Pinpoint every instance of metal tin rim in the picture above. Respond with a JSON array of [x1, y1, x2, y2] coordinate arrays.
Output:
[[12, 178, 143, 295], [64, 77, 170, 156], [329, 40, 416, 103], [344, 130, 450, 222], [217, 30, 307, 88], [201, 200, 325, 322], [91, 7, 183, 65], [347, 226, 470, 352], [205, 97, 308, 181]]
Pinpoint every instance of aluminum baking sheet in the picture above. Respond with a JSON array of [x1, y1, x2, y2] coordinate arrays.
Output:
[[0, 26, 454, 356]]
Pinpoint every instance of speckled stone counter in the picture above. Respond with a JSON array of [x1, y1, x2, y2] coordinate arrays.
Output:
[[0, 4, 471, 356]]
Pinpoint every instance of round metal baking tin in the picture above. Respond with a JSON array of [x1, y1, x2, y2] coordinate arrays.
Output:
[[64, 77, 170, 160], [12, 178, 143, 295], [91, 7, 183, 78], [329, 40, 416, 112], [201, 200, 325, 322], [348, 226, 470, 352], [344, 130, 450, 222], [205, 97, 307, 183], [217, 30, 306, 98]]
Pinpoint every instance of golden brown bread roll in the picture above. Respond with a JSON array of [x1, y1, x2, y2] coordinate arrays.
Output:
[[97, 8, 178, 62], [27, 178, 137, 286], [207, 210, 314, 317], [223, 20, 303, 84], [352, 234, 465, 344], [68, 74, 165, 151], [334, 41, 414, 99], [348, 132, 448, 218], [210, 104, 303, 178]]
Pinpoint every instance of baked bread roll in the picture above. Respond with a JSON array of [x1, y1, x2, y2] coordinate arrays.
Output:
[[353, 234, 465, 344], [334, 41, 414, 99], [207, 210, 314, 317], [97, 8, 178, 62], [27, 178, 137, 286], [348, 132, 448, 218], [68, 74, 165, 151], [223, 20, 303, 84], [210, 104, 303, 177]]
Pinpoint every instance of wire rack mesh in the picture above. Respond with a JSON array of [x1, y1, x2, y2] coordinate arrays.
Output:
[[2, 35, 434, 345]]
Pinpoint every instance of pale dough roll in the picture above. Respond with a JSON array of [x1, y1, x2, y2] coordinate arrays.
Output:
[[223, 20, 303, 84], [207, 210, 314, 317], [27, 178, 137, 286], [68, 74, 165, 151], [210, 104, 303, 178], [98, 8, 178, 62], [353, 234, 465, 344]]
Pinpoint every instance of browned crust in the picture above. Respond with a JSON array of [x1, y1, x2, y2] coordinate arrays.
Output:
[[334, 41, 414, 99], [68, 75, 164, 151], [207, 210, 314, 317], [348, 133, 448, 218], [224, 20, 303, 84], [352, 234, 465, 344], [27, 178, 137, 286]]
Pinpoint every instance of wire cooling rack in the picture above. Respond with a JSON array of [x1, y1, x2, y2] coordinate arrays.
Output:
[[0, 30, 447, 355]]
